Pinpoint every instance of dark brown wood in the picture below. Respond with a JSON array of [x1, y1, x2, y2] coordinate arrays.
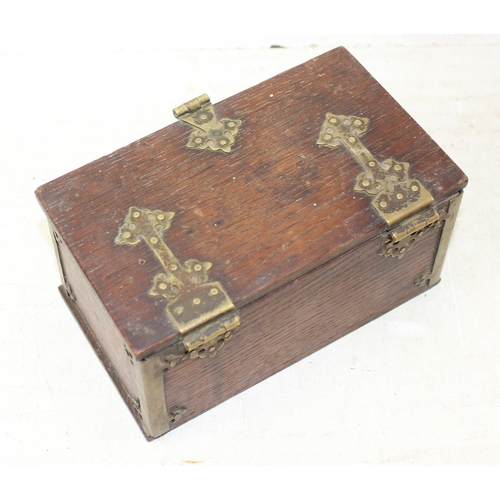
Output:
[[165, 209, 444, 429], [58, 285, 146, 436], [36, 47, 467, 358], [54, 227, 139, 402], [35, 47, 468, 439]]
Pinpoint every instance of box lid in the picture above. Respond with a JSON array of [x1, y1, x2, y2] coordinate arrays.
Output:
[[36, 47, 467, 358]]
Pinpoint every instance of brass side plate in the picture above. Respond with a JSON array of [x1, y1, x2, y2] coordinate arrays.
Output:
[[317, 113, 435, 228], [174, 94, 242, 153], [115, 207, 236, 337]]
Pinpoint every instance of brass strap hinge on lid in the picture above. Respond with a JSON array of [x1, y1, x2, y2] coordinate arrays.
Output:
[[174, 94, 242, 153], [317, 112, 440, 258], [115, 207, 240, 362]]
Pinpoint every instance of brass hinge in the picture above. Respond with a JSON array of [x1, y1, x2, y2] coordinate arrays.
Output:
[[318, 112, 435, 228], [163, 310, 240, 368], [317, 112, 440, 258], [116, 207, 240, 361], [174, 94, 242, 153], [378, 207, 441, 259]]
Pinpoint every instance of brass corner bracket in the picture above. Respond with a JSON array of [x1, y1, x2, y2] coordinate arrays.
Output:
[[174, 94, 242, 153]]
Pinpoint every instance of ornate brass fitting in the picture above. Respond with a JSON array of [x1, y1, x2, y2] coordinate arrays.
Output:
[[317, 113, 436, 229], [174, 94, 242, 153], [318, 112, 441, 258], [116, 207, 239, 357]]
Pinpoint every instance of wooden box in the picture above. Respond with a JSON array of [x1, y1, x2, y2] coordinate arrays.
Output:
[[35, 47, 467, 440]]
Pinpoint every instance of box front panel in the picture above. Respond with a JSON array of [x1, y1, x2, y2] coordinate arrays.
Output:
[[161, 214, 446, 431]]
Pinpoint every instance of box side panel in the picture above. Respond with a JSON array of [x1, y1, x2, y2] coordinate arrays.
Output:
[[53, 230, 140, 413], [162, 207, 447, 431]]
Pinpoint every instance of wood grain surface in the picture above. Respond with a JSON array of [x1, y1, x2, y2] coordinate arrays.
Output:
[[35, 47, 467, 358], [164, 204, 445, 430]]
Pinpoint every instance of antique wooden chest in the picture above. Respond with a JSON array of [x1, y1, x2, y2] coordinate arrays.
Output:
[[35, 47, 467, 440]]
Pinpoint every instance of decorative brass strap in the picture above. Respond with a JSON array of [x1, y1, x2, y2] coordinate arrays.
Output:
[[317, 113, 436, 228], [174, 93, 242, 153], [115, 207, 236, 336]]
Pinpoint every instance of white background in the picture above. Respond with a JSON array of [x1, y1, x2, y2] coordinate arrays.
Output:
[[1, 5, 499, 473]]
